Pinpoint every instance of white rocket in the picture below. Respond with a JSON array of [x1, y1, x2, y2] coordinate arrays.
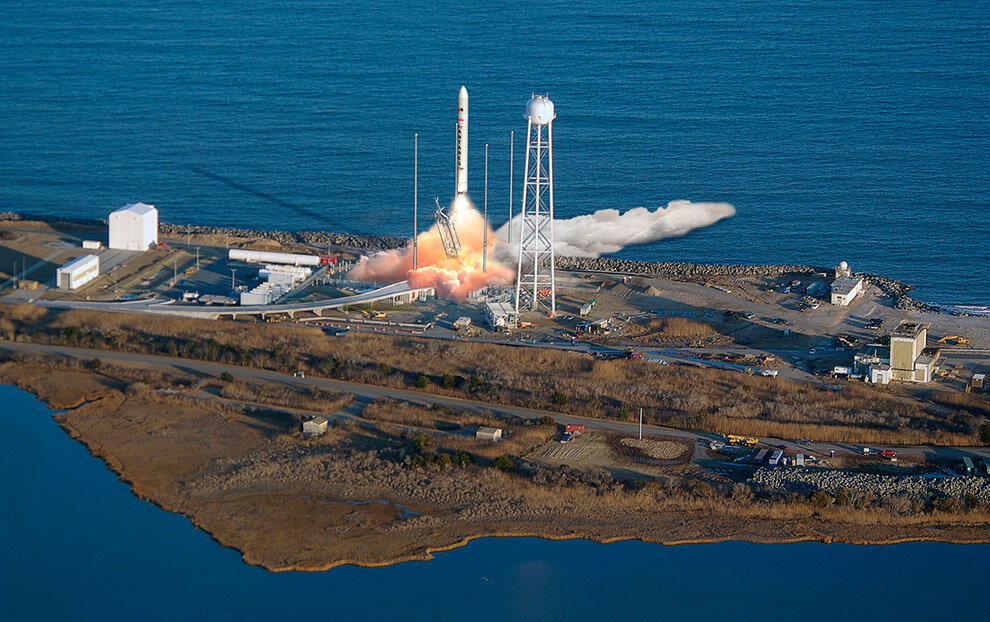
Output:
[[456, 85, 468, 195]]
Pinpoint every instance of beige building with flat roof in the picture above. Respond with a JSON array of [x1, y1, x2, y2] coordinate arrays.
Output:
[[890, 322, 939, 383]]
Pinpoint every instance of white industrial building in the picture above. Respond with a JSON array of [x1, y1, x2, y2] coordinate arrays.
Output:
[[56, 254, 100, 290], [109, 203, 158, 251], [258, 264, 312, 287], [240, 282, 291, 306], [831, 275, 864, 306], [485, 301, 518, 329]]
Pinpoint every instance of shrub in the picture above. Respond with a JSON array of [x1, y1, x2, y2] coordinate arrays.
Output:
[[378, 362, 391, 374], [834, 488, 852, 506], [441, 373, 456, 389], [493, 455, 514, 471], [551, 391, 568, 405], [538, 415, 556, 427], [980, 423, 990, 444], [219, 372, 234, 382], [452, 450, 474, 466], [415, 373, 428, 389], [88, 357, 101, 371], [413, 432, 430, 453], [934, 497, 956, 513], [63, 326, 81, 342], [809, 491, 831, 508]]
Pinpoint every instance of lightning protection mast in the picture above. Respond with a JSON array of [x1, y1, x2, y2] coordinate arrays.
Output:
[[514, 94, 556, 316]]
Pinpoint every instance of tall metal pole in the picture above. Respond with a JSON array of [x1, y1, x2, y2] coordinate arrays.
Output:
[[413, 133, 418, 270], [195, 247, 200, 271], [508, 130, 514, 243], [483, 143, 488, 273], [230, 268, 235, 290], [639, 408, 643, 440]]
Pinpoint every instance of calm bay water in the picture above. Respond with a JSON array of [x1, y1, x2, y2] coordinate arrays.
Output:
[[1, 1, 988, 304], [1, 384, 988, 620]]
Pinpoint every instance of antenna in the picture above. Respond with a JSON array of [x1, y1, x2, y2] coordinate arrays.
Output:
[[508, 130, 514, 243], [413, 133, 418, 270], [483, 143, 488, 272]]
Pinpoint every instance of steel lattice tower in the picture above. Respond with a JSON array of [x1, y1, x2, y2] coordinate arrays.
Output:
[[515, 95, 557, 315]]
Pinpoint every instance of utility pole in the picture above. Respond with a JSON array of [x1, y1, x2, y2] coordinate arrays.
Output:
[[483, 142, 488, 272], [195, 247, 200, 271], [639, 408, 643, 440], [172, 260, 177, 286], [230, 268, 236, 291], [508, 130, 514, 243]]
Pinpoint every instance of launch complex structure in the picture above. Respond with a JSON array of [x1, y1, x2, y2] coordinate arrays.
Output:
[[422, 86, 558, 316]]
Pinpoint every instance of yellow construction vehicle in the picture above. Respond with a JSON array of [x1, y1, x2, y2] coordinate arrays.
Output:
[[726, 434, 759, 447], [937, 335, 970, 347]]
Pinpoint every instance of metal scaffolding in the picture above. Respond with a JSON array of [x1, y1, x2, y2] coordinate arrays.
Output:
[[514, 95, 556, 315]]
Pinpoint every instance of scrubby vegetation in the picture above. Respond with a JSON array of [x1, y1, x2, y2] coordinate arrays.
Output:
[[1, 303, 986, 446]]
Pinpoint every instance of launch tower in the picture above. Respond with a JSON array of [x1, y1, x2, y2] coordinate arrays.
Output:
[[514, 94, 557, 315]]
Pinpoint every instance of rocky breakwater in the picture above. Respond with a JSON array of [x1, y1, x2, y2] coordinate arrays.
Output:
[[159, 223, 405, 252], [557, 256, 822, 278], [751, 467, 990, 503]]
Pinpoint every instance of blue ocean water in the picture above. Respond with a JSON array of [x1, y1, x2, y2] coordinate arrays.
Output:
[[1, 384, 987, 621], [1, 0, 988, 305]]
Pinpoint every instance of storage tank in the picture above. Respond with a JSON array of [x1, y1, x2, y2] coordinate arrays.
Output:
[[228, 249, 321, 266], [526, 95, 555, 126]]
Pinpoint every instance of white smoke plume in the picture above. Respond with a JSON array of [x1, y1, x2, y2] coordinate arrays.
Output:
[[350, 199, 734, 299], [494, 200, 735, 258]]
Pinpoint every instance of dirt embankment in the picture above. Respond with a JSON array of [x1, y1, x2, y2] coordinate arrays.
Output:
[[3, 357, 990, 572]]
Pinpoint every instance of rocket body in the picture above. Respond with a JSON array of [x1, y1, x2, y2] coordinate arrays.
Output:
[[456, 85, 468, 195]]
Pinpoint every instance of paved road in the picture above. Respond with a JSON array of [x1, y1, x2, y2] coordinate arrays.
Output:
[[2, 340, 988, 463]]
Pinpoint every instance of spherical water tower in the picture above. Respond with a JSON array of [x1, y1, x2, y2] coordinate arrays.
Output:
[[515, 94, 557, 315]]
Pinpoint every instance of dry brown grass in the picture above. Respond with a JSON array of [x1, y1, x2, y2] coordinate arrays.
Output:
[[219, 381, 352, 415], [0, 302, 48, 325], [17, 307, 987, 446]]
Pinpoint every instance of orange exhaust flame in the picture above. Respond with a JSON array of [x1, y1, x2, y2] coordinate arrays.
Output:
[[348, 195, 514, 300]]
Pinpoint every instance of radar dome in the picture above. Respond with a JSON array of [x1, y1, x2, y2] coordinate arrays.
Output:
[[839, 261, 849, 270], [526, 95, 555, 125]]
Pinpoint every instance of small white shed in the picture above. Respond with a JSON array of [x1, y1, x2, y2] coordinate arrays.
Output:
[[476, 426, 503, 442], [302, 416, 329, 436]]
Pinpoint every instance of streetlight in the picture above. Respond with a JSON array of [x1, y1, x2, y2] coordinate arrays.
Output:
[[195, 247, 200, 271], [230, 268, 236, 291]]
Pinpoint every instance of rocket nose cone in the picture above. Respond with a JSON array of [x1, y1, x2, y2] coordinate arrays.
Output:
[[459, 85, 468, 101]]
